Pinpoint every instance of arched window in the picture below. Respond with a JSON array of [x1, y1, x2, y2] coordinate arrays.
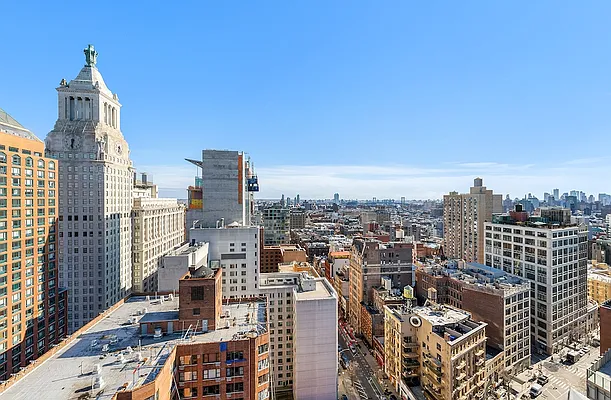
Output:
[[37, 159, 45, 169], [48, 161, 55, 170], [0, 152, 5, 163], [12, 155, 20, 165], [25, 157, 33, 167]]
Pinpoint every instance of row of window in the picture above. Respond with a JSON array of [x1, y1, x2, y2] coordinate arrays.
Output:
[[0, 153, 54, 170]]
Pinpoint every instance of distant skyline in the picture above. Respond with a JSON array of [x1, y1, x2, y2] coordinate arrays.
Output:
[[2, 1, 611, 200], [145, 159, 610, 200]]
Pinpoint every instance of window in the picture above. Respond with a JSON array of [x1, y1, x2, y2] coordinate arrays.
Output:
[[227, 351, 244, 361], [179, 355, 197, 365], [258, 358, 269, 371], [226, 382, 244, 393], [191, 286, 204, 301], [202, 385, 219, 395], [202, 353, 219, 363], [203, 368, 220, 379], [193, 308, 200, 316], [226, 366, 244, 377]]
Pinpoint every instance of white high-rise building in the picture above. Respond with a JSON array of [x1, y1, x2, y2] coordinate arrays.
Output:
[[259, 270, 338, 399], [484, 207, 588, 354], [189, 225, 261, 298], [45, 45, 133, 331]]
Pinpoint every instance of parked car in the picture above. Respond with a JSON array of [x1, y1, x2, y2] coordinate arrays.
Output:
[[537, 375, 549, 385], [338, 345, 342, 352], [530, 383, 543, 397], [341, 395, 348, 400]]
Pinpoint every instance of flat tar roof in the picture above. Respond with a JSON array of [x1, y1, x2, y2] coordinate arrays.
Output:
[[295, 280, 336, 300], [0, 296, 267, 400]]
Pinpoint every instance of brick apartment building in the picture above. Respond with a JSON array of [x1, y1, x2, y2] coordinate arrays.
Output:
[[0, 108, 68, 381], [0, 264, 270, 400]]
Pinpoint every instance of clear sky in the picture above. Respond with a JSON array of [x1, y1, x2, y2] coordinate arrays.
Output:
[[1, 1, 610, 200]]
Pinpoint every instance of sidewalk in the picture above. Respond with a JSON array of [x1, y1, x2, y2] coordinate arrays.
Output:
[[357, 337, 400, 399]]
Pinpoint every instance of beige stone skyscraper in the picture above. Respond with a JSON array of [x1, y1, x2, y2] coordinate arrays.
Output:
[[443, 178, 502, 263], [45, 45, 133, 331]]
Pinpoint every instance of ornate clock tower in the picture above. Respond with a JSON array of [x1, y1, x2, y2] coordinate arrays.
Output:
[[45, 45, 133, 332]]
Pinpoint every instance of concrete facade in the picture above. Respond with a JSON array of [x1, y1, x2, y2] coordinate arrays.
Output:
[[186, 150, 255, 229], [259, 269, 338, 398], [189, 226, 261, 299], [158, 242, 208, 292], [261, 204, 290, 246], [484, 213, 589, 355], [131, 197, 185, 292], [44, 45, 133, 331], [293, 277, 338, 400], [289, 209, 306, 230]]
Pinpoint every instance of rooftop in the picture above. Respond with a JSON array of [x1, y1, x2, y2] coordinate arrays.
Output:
[[588, 272, 611, 283], [167, 242, 207, 257], [0, 107, 42, 142], [1, 296, 266, 400], [294, 279, 336, 300], [489, 214, 580, 229], [385, 303, 485, 344], [419, 261, 530, 293]]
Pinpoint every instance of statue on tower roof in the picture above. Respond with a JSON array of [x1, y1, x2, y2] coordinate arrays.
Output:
[[84, 44, 98, 67]]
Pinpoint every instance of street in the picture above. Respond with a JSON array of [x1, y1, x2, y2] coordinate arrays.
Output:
[[511, 344, 600, 399], [338, 322, 395, 400]]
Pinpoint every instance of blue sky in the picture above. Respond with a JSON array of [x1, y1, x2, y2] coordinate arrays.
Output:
[[1, 1, 611, 200]]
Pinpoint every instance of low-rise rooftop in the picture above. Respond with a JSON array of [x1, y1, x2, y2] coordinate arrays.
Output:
[[1, 295, 266, 400], [294, 279, 336, 300], [419, 261, 530, 294]]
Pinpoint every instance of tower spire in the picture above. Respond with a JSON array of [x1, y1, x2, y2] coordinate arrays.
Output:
[[84, 44, 98, 67]]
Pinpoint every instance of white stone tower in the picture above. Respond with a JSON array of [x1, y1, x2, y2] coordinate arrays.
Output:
[[45, 45, 133, 332]]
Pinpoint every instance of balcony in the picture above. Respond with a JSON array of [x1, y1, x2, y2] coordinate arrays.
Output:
[[402, 368, 418, 378], [475, 357, 485, 367], [403, 351, 418, 358], [456, 372, 466, 381], [475, 349, 484, 357], [402, 340, 419, 348], [403, 359, 420, 368], [424, 360, 443, 377]]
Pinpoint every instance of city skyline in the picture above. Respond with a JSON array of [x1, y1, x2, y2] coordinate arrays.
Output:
[[2, 2, 611, 199]]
